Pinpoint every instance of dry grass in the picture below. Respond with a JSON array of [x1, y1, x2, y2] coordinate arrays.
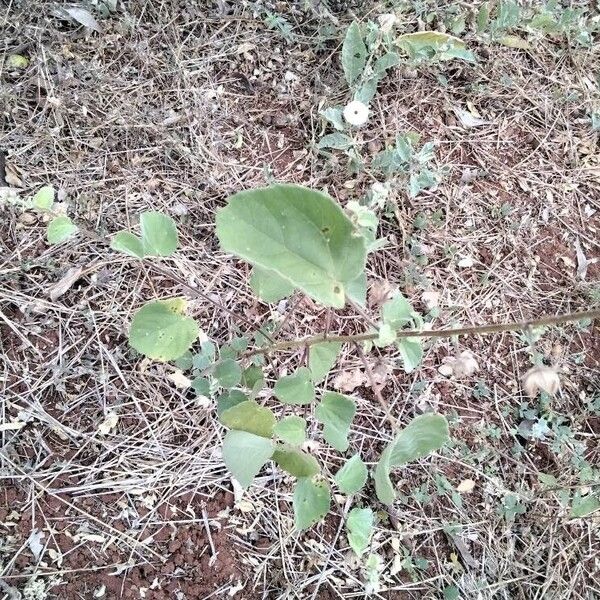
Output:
[[1, 1, 599, 599]]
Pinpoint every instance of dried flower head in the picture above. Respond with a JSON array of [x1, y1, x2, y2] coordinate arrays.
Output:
[[522, 365, 560, 397], [377, 13, 397, 34], [343, 100, 369, 126]]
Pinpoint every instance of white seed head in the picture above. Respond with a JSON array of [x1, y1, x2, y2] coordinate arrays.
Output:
[[343, 100, 369, 126], [377, 13, 397, 34], [439, 350, 479, 378], [522, 365, 560, 397]]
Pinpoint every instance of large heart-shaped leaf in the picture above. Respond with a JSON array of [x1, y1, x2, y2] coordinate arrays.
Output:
[[220, 400, 275, 438], [223, 430, 274, 488], [216, 184, 367, 308], [293, 478, 330, 530], [129, 299, 199, 361], [346, 507, 374, 556], [273, 367, 315, 405], [374, 413, 449, 505], [315, 392, 356, 451], [334, 454, 368, 495], [273, 446, 320, 478]]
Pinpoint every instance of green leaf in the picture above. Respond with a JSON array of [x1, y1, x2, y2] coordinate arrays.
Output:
[[309, 342, 342, 383], [443, 585, 460, 600], [476, 3, 490, 32], [346, 507, 374, 556], [220, 399, 275, 438], [293, 478, 330, 530], [32, 186, 54, 210], [193, 341, 216, 370], [354, 76, 379, 104], [222, 430, 274, 488], [346, 272, 367, 307], [498, 34, 530, 50], [129, 299, 199, 362], [318, 133, 354, 150], [47, 216, 78, 245], [174, 351, 193, 370], [342, 21, 367, 85], [315, 392, 356, 451], [382, 293, 414, 328], [241, 365, 264, 395], [374, 52, 400, 73], [334, 454, 368, 494], [319, 107, 345, 131], [570, 494, 600, 518], [216, 184, 367, 308], [374, 413, 449, 505], [213, 359, 242, 389], [111, 232, 145, 258], [216, 389, 247, 416], [396, 31, 475, 62], [273, 416, 306, 445], [375, 323, 396, 347], [191, 377, 210, 397], [397, 337, 423, 373], [273, 367, 315, 405], [7, 54, 29, 69], [273, 446, 320, 478], [250, 266, 295, 303], [139, 211, 179, 256]]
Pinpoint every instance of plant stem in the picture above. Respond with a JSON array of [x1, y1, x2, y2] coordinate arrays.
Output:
[[244, 308, 600, 357]]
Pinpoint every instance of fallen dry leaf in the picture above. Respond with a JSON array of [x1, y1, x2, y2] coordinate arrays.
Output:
[[49, 266, 84, 301], [332, 368, 366, 392], [457, 479, 476, 493], [97, 412, 119, 435], [522, 365, 560, 397], [168, 369, 192, 389]]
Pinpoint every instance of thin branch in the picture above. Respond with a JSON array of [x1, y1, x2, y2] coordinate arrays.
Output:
[[244, 308, 600, 358]]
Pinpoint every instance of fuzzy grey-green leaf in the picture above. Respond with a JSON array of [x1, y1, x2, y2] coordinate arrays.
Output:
[[342, 22, 367, 85], [273, 446, 319, 478], [220, 399, 275, 438], [309, 342, 342, 383], [47, 216, 77, 245], [250, 266, 295, 303], [223, 430, 274, 489], [293, 478, 330, 530], [334, 454, 368, 494], [346, 507, 374, 556], [139, 211, 179, 256], [315, 392, 356, 451], [273, 416, 306, 445], [273, 367, 315, 405]]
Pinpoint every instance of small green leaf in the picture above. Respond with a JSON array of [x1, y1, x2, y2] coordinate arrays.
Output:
[[216, 389, 247, 416], [214, 359, 242, 389], [397, 337, 423, 373], [191, 377, 210, 397], [498, 35, 530, 50], [396, 31, 475, 62], [346, 272, 367, 307], [375, 323, 396, 347], [273, 416, 306, 445], [293, 478, 330, 530], [476, 3, 489, 32], [7, 54, 29, 69], [32, 186, 54, 210], [309, 342, 342, 383], [273, 446, 320, 478], [315, 392, 356, 452], [570, 494, 600, 518], [223, 430, 274, 488], [216, 184, 367, 308], [111, 232, 145, 258], [342, 21, 367, 85], [129, 300, 199, 362], [354, 76, 379, 104], [317, 133, 354, 150], [220, 399, 275, 438], [374, 413, 449, 505], [319, 107, 345, 131], [174, 351, 193, 370], [250, 266, 295, 303], [443, 585, 460, 600], [139, 211, 178, 256], [334, 454, 368, 495], [193, 341, 216, 370], [346, 507, 374, 556], [273, 367, 315, 405], [382, 293, 414, 328], [47, 216, 78, 245], [374, 52, 399, 73], [241, 365, 264, 395]]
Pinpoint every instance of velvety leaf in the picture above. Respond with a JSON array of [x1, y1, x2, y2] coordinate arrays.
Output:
[[293, 478, 330, 530], [346, 507, 374, 556], [250, 266, 295, 303], [216, 389, 247, 416], [309, 342, 342, 383], [397, 337, 423, 373], [47, 216, 78, 244], [273, 367, 315, 405], [570, 494, 600, 518], [319, 107, 345, 131], [128, 300, 199, 361], [191, 377, 210, 397], [32, 186, 54, 210], [111, 232, 145, 258], [273, 446, 320, 477], [317, 133, 354, 150], [334, 454, 368, 494], [273, 416, 306, 445], [382, 293, 414, 328], [220, 399, 275, 437], [315, 392, 356, 451], [374, 413, 449, 504], [213, 359, 242, 389], [139, 211, 179, 256], [223, 430, 274, 488], [346, 272, 367, 307], [342, 21, 367, 85], [216, 184, 367, 308]]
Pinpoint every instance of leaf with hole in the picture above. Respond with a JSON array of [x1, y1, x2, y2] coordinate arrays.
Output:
[[315, 392, 356, 451], [293, 478, 330, 530], [250, 266, 295, 303], [220, 400, 275, 438], [273, 416, 306, 445], [213, 359, 242, 389], [273, 367, 315, 405], [342, 21, 367, 85], [334, 454, 368, 495], [374, 413, 449, 504], [223, 430, 274, 488], [273, 446, 320, 478], [128, 299, 199, 362], [47, 216, 78, 245], [346, 507, 374, 556], [216, 184, 367, 308], [309, 342, 342, 383], [33, 186, 54, 210]]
